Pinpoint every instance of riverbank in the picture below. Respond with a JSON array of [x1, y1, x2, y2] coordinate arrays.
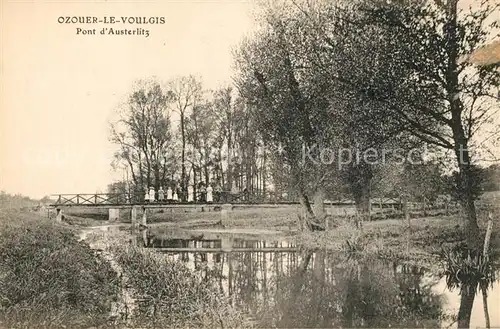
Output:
[[65, 205, 500, 270], [0, 209, 248, 328], [0, 210, 120, 329], [80, 212, 499, 329], [2, 206, 499, 328]]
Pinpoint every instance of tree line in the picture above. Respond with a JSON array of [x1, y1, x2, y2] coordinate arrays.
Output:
[[109, 78, 274, 203]]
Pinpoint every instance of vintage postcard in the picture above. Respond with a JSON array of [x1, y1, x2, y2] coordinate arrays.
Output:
[[1, 0, 499, 328]]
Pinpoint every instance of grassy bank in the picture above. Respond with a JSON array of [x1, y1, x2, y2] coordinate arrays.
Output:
[[109, 245, 246, 328], [147, 207, 500, 269], [293, 210, 500, 270], [0, 209, 249, 328], [0, 210, 119, 329], [3, 203, 497, 328]]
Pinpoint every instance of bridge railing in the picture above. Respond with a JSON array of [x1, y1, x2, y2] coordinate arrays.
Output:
[[52, 193, 146, 206], [51, 191, 256, 206], [50, 193, 447, 209]]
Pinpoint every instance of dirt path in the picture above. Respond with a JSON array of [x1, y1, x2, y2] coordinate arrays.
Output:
[[78, 225, 137, 325]]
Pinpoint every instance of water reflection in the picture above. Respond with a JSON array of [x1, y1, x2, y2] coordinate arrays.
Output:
[[137, 230, 452, 328], [264, 252, 443, 328]]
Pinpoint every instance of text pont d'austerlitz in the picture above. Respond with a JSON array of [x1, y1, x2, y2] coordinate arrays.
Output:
[[58, 16, 166, 38]]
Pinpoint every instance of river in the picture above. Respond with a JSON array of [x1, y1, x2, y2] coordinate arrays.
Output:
[[134, 227, 499, 328]]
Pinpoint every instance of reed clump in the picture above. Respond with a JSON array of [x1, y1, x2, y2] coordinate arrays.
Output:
[[111, 245, 246, 328]]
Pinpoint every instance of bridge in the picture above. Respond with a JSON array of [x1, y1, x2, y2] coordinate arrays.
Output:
[[50, 193, 302, 208], [49, 193, 402, 208], [48, 193, 404, 223]]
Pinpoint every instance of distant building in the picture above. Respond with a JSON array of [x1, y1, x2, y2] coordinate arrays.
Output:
[[466, 39, 500, 99], [467, 39, 500, 66]]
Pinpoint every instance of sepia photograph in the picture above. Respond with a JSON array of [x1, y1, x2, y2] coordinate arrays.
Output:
[[1, 0, 499, 328]]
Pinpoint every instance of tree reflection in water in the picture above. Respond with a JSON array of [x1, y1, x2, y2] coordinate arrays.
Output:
[[190, 249, 442, 327], [257, 251, 443, 328], [144, 234, 446, 327]]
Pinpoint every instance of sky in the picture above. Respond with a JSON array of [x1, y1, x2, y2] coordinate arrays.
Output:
[[0, 0, 497, 199], [1, 0, 256, 199]]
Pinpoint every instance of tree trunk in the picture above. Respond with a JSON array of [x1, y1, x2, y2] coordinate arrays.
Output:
[[180, 112, 187, 201], [193, 168, 197, 202], [482, 287, 490, 329], [357, 185, 371, 216], [144, 152, 152, 188], [262, 144, 267, 200], [204, 160, 210, 186], [138, 152, 144, 189], [482, 213, 493, 329], [350, 163, 372, 226], [218, 147, 225, 188], [353, 182, 371, 228], [403, 195, 411, 255], [458, 162, 480, 249], [298, 191, 324, 231], [161, 159, 168, 188], [457, 283, 477, 329], [445, 0, 480, 250], [125, 156, 138, 187], [154, 164, 160, 192], [312, 188, 327, 228], [227, 128, 233, 192]]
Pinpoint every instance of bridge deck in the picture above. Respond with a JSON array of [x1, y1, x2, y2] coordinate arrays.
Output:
[[49, 193, 402, 208], [153, 247, 298, 253], [49, 202, 309, 209]]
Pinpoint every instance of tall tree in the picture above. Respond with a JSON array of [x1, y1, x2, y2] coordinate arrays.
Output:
[[235, 2, 343, 230], [212, 87, 236, 191], [235, 0, 422, 227], [169, 75, 203, 201], [110, 80, 174, 196], [359, 0, 499, 249], [185, 101, 217, 194], [295, 0, 430, 221]]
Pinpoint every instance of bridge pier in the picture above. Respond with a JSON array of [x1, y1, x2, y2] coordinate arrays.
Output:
[[130, 224, 138, 247], [142, 230, 148, 246], [141, 206, 147, 226], [130, 206, 138, 227], [221, 203, 233, 223], [108, 208, 120, 222], [55, 208, 63, 222]]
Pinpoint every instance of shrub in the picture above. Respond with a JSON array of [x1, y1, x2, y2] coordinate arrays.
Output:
[[440, 245, 497, 293]]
